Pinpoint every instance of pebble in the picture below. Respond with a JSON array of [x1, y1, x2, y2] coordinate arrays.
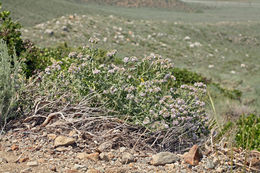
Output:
[[183, 145, 203, 166], [119, 147, 126, 153], [54, 136, 76, 147], [20, 168, 32, 173], [50, 165, 57, 172], [121, 152, 134, 164], [151, 152, 180, 166], [205, 159, 215, 169], [26, 161, 38, 167], [99, 152, 109, 161], [47, 134, 57, 140], [216, 167, 224, 173], [86, 168, 100, 173], [73, 164, 88, 170], [98, 141, 112, 152]]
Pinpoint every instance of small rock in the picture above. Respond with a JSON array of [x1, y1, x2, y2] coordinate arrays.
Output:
[[216, 167, 224, 173], [205, 159, 215, 169], [165, 163, 175, 170], [151, 152, 180, 166], [20, 168, 32, 173], [27, 161, 38, 167], [77, 152, 87, 159], [77, 152, 99, 161], [213, 157, 219, 165], [44, 29, 54, 36], [86, 168, 100, 173], [99, 152, 109, 161], [54, 136, 76, 147], [74, 164, 87, 170], [11, 144, 19, 151], [19, 157, 29, 163], [98, 141, 112, 152], [62, 26, 69, 32], [12, 140, 18, 143], [50, 165, 57, 172], [107, 152, 115, 160], [121, 152, 134, 164], [183, 145, 203, 166], [69, 130, 77, 137], [56, 146, 69, 152], [0, 157, 8, 163], [180, 169, 187, 173], [42, 132, 47, 137], [37, 158, 45, 163], [47, 134, 57, 140], [106, 167, 126, 173], [119, 147, 126, 153]]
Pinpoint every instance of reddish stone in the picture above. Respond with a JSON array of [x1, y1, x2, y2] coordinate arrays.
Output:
[[11, 144, 19, 151], [19, 157, 29, 163], [77, 152, 100, 162], [183, 145, 203, 166]]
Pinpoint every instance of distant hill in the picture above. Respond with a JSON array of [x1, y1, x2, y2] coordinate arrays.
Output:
[[81, 0, 185, 8], [2, 0, 189, 27]]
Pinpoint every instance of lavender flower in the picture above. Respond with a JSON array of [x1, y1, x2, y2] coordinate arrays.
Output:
[[123, 57, 129, 63], [93, 69, 100, 74], [106, 49, 117, 57]]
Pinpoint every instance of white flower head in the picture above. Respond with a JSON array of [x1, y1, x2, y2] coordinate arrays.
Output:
[[123, 57, 129, 63], [93, 69, 101, 74], [143, 117, 150, 125]]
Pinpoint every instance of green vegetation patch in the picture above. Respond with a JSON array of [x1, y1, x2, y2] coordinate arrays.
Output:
[[235, 114, 260, 151]]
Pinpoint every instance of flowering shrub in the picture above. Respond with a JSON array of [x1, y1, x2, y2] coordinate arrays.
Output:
[[40, 47, 208, 135]]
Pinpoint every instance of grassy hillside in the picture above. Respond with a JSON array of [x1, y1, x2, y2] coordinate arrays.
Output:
[[1, 0, 192, 27], [80, 0, 185, 8]]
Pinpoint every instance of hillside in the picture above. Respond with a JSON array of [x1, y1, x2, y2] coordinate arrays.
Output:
[[81, 0, 185, 8], [1, 0, 192, 27]]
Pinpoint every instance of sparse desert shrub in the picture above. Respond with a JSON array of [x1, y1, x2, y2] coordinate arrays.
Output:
[[39, 47, 209, 137], [0, 40, 23, 126], [235, 114, 260, 151]]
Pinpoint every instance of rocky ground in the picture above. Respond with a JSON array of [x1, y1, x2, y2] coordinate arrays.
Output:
[[0, 125, 259, 173]]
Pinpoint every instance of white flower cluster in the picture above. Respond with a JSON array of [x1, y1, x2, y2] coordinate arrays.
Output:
[[43, 50, 208, 134], [44, 61, 62, 74], [106, 49, 117, 57]]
